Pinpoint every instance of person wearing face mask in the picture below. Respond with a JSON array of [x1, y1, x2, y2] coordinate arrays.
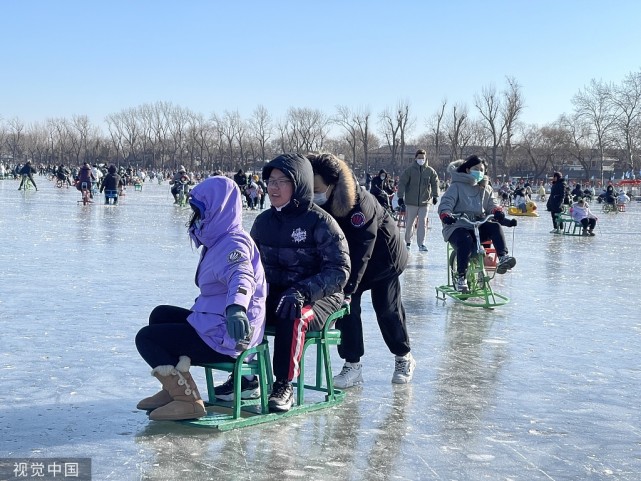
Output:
[[251, 153, 350, 412], [369, 168, 395, 212], [308, 153, 414, 388], [134, 176, 267, 421], [396, 149, 440, 252], [438, 155, 517, 293]]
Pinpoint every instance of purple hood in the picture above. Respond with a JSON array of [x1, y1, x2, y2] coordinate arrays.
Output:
[[188, 177, 244, 247]]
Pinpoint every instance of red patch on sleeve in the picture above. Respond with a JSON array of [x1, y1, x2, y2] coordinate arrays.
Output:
[[350, 212, 366, 227]]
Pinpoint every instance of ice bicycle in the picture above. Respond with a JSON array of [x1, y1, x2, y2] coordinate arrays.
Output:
[[435, 214, 510, 309], [77, 181, 93, 206]]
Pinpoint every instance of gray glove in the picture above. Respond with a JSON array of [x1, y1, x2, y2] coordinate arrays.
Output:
[[225, 304, 250, 341]]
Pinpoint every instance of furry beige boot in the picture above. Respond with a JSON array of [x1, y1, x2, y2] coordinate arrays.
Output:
[[148, 356, 206, 421], [136, 389, 172, 411]]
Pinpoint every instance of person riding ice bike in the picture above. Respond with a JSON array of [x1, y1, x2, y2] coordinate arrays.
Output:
[[170, 166, 192, 204], [18, 161, 38, 191], [438, 155, 517, 293], [76, 162, 95, 200]]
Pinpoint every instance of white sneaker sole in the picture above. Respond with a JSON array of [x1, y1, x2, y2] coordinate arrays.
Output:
[[333, 377, 363, 389], [392, 359, 416, 384]]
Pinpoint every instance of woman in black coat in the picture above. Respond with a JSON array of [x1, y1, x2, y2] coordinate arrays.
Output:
[[546, 171, 567, 233]]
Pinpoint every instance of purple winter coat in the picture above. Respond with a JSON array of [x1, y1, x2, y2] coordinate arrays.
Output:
[[186, 176, 267, 357]]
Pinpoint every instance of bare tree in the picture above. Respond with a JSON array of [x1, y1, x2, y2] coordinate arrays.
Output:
[[168, 105, 192, 169], [397, 100, 415, 169], [354, 108, 372, 173], [444, 104, 470, 161], [24, 122, 50, 165], [185, 112, 207, 169], [500, 77, 525, 175], [334, 105, 359, 167], [475, 84, 505, 175], [6, 117, 26, 163], [379, 103, 409, 171], [286, 107, 330, 153], [144, 101, 173, 171], [516, 123, 564, 180], [249, 105, 273, 164], [105, 114, 126, 166], [572, 79, 618, 183], [215, 110, 242, 171], [0, 118, 7, 160], [426, 99, 447, 174], [610, 69, 641, 173], [275, 119, 289, 153], [557, 113, 597, 179], [48, 118, 77, 166]]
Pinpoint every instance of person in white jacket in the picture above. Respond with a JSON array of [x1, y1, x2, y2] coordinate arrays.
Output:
[[570, 199, 597, 236]]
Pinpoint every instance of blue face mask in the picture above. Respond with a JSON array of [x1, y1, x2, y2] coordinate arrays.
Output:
[[470, 171, 484, 182]]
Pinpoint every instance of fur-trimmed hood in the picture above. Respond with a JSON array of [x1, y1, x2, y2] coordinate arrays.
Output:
[[324, 157, 358, 218]]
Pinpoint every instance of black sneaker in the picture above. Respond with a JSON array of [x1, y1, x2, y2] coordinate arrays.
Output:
[[496, 255, 516, 274], [268, 380, 294, 412], [214, 374, 260, 401]]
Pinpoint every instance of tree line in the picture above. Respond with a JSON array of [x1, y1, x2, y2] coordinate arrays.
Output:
[[1, 69, 639, 181]]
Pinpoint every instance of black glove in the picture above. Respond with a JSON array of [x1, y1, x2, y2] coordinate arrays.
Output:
[[440, 213, 456, 225], [497, 217, 517, 228], [225, 304, 250, 341], [493, 210, 506, 221], [397, 197, 405, 207], [276, 288, 306, 321], [432, 197, 438, 205]]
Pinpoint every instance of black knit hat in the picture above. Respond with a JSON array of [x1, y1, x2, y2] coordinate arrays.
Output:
[[456, 155, 483, 173]]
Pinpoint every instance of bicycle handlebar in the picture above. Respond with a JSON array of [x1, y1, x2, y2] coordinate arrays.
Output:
[[451, 214, 495, 226]]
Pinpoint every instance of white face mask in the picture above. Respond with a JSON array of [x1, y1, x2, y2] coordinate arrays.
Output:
[[416, 158, 426, 166], [314, 186, 330, 206], [380, 174, 386, 180]]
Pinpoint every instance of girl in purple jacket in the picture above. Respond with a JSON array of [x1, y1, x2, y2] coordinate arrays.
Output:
[[135, 176, 266, 421]]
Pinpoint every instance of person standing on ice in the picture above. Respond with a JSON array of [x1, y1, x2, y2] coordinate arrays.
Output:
[[395, 149, 440, 252], [135, 176, 266, 421], [546, 171, 566, 234], [307, 153, 415, 388]]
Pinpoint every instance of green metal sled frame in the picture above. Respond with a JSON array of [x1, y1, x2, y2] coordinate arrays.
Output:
[[436, 242, 509, 309], [184, 306, 349, 430]]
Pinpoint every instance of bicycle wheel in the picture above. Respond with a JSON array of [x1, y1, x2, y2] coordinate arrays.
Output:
[[466, 255, 485, 293], [448, 249, 458, 286]]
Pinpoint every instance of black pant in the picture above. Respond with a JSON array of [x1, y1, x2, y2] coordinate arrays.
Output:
[[135, 305, 234, 369], [18, 174, 37, 189], [551, 211, 563, 230], [449, 222, 508, 275], [267, 293, 342, 382], [337, 274, 410, 363], [580, 218, 596, 230]]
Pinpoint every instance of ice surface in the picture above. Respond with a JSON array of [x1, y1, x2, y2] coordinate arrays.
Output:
[[1, 177, 640, 480]]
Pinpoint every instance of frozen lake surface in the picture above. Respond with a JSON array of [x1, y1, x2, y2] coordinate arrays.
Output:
[[1, 177, 640, 480]]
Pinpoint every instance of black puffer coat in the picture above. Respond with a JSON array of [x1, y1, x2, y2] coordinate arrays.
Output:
[[250, 154, 350, 302], [546, 177, 567, 213], [316, 161, 407, 295]]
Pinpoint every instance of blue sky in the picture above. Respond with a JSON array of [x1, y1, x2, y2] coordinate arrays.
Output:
[[2, 0, 640, 134]]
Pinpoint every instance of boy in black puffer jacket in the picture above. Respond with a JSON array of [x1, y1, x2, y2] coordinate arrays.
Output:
[[251, 153, 350, 412]]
